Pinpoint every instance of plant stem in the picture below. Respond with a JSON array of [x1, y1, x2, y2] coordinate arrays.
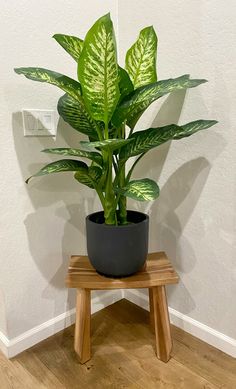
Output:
[[95, 123, 104, 141], [118, 194, 127, 224], [96, 187, 106, 209], [126, 152, 146, 183], [117, 123, 128, 224], [117, 158, 127, 224], [104, 150, 117, 225], [102, 120, 116, 224]]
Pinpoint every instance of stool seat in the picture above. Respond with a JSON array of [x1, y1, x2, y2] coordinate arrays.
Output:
[[66, 252, 179, 364], [66, 252, 179, 289]]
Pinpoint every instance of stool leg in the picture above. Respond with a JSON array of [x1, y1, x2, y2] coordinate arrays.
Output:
[[74, 288, 91, 364], [149, 288, 155, 331], [150, 286, 172, 362]]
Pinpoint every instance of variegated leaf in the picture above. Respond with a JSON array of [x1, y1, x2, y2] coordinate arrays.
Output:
[[57, 93, 98, 139], [172, 119, 218, 139], [14, 68, 81, 101], [53, 34, 83, 62], [26, 159, 87, 183], [41, 148, 103, 166], [118, 66, 134, 101], [74, 166, 102, 189], [117, 179, 160, 201], [78, 13, 120, 125], [126, 26, 157, 89], [120, 120, 217, 159], [112, 75, 207, 129], [80, 138, 133, 151], [89, 166, 102, 182]]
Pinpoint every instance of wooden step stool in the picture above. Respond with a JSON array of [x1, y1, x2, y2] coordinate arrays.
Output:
[[66, 251, 179, 364]]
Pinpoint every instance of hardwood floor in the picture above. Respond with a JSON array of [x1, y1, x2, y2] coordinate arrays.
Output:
[[0, 299, 235, 388]]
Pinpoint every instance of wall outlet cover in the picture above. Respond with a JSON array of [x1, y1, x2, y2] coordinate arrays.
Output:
[[22, 109, 57, 137]]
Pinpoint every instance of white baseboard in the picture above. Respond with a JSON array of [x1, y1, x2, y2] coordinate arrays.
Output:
[[0, 331, 9, 357], [124, 289, 236, 358], [0, 290, 122, 359]]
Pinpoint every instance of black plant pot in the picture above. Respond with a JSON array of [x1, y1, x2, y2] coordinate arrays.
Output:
[[86, 210, 149, 277]]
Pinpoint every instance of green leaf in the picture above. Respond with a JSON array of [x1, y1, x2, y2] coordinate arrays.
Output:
[[53, 34, 83, 62], [57, 93, 98, 139], [117, 178, 160, 201], [26, 159, 88, 183], [80, 138, 133, 152], [126, 26, 157, 89], [78, 13, 120, 124], [74, 166, 102, 189], [112, 75, 207, 129], [41, 148, 103, 166], [172, 119, 218, 139], [118, 66, 134, 101], [14, 67, 81, 101], [120, 120, 217, 159]]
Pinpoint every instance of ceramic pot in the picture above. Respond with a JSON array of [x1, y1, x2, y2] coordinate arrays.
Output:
[[86, 210, 149, 277]]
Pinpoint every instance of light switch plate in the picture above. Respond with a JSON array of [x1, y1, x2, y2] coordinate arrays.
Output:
[[22, 109, 56, 136]]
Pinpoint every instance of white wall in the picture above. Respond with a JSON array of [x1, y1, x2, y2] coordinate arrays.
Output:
[[0, 0, 119, 342], [0, 0, 236, 356], [118, 0, 236, 340]]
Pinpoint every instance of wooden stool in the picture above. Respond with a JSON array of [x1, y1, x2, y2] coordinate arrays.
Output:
[[66, 251, 179, 364]]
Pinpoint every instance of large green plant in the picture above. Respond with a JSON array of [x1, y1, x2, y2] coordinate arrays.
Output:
[[15, 14, 217, 225]]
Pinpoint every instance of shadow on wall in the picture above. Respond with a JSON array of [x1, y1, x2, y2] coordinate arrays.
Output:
[[12, 113, 99, 322], [128, 91, 198, 313], [128, 90, 225, 314], [151, 157, 211, 313]]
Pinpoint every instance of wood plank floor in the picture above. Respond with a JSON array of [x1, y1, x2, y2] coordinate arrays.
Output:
[[0, 299, 235, 388]]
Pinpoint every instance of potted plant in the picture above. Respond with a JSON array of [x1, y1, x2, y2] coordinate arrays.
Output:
[[15, 13, 217, 277]]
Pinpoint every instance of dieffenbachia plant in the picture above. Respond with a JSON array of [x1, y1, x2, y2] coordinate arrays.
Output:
[[15, 13, 217, 225]]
